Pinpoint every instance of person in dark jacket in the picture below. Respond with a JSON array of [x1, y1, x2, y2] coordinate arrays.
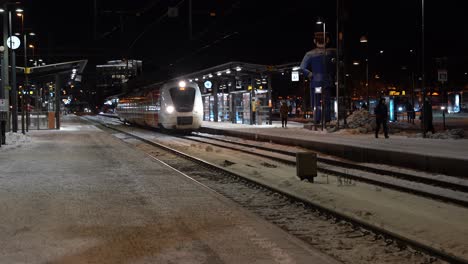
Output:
[[374, 98, 389, 138], [406, 102, 415, 124], [421, 97, 435, 134], [280, 102, 289, 128]]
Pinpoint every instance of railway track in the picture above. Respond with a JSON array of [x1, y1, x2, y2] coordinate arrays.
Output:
[[88, 117, 468, 264], [180, 133, 468, 208]]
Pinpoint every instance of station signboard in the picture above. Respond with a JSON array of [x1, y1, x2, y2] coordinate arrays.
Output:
[[291, 71, 299, 82], [438, 70, 448, 82], [0, 99, 8, 111]]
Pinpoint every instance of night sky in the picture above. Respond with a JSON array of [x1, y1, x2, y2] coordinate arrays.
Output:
[[14, 1, 468, 88]]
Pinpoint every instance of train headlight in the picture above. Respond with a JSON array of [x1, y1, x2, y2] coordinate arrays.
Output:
[[178, 81, 186, 88], [166, 105, 175, 114]]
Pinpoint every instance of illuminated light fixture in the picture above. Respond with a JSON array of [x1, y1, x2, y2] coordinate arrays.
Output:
[[217, 72, 222, 76], [189, 79, 193, 82], [29, 59, 33, 62], [360, 36, 368, 43], [398, 106, 403, 112], [38, 59, 43, 62], [28, 44, 34, 48], [235, 66, 242, 71], [409, 49, 414, 53], [14, 32, 20, 36], [16, 13, 22, 17], [166, 105, 175, 114], [194, 78, 199, 81], [178, 80, 186, 87], [72, 69, 77, 73], [202, 76, 206, 79], [16, 8, 24, 13], [225, 69, 231, 74], [353, 61, 360, 66], [29, 32, 36, 36], [441, 106, 446, 110], [208, 74, 213, 78], [0, 8, 4, 13], [316, 18, 323, 25], [379, 50, 384, 54], [292, 66, 300, 71]]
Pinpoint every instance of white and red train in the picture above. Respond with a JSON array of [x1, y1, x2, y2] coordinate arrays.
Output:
[[116, 80, 203, 130]]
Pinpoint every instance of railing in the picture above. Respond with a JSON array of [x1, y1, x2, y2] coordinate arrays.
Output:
[[17, 111, 51, 130]]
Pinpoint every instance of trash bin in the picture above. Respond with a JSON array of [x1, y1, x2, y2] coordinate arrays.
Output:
[[296, 152, 317, 182], [48, 112, 55, 129]]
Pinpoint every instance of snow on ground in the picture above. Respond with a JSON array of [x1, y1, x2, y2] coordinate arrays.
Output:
[[197, 132, 468, 187], [1, 132, 32, 150], [200, 120, 468, 161], [101, 121, 468, 261]]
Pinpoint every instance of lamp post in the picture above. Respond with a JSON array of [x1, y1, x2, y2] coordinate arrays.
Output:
[[316, 18, 326, 131], [421, 0, 426, 138], [17, 11, 27, 134], [9, 8, 21, 132], [0, 6, 7, 143], [360, 36, 369, 111], [17, 10, 35, 133]]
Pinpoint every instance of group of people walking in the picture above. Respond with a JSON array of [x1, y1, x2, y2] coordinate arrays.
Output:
[[374, 98, 435, 138], [278, 98, 435, 135]]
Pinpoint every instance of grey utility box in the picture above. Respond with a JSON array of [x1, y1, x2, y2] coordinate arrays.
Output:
[[296, 152, 317, 182]]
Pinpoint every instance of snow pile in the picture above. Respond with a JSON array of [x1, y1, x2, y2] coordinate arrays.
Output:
[[346, 110, 373, 129], [5, 132, 32, 146], [414, 128, 466, 139], [333, 110, 420, 134], [337, 110, 374, 134]]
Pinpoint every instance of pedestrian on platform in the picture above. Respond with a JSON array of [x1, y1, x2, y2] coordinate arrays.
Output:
[[374, 98, 389, 138], [406, 102, 415, 124], [421, 97, 435, 134], [280, 102, 289, 128], [361, 102, 368, 110]]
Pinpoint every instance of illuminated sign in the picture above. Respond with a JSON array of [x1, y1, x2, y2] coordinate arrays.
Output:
[[291, 71, 299, 82], [389, 98, 395, 121], [236, 80, 242, 89], [204, 80, 212, 89], [438, 70, 448, 82], [0, 99, 8, 111], [6, 36, 20, 50]]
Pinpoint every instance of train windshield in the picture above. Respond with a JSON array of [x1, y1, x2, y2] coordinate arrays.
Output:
[[169, 87, 196, 112]]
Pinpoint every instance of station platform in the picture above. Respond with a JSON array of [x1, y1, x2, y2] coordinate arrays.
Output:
[[0, 115, 340, 264], [200, 121, 468, 177]]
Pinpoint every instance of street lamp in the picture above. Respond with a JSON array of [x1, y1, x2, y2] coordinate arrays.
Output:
[[2, 4, 23, 133], [316, 18, 326, 131], [17, 11, 37, 133], [360, 35, 370, 111], [421, 0, 426, 137]]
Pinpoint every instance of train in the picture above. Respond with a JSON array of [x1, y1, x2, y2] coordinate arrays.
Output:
[[116, 80, 204, 130]]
